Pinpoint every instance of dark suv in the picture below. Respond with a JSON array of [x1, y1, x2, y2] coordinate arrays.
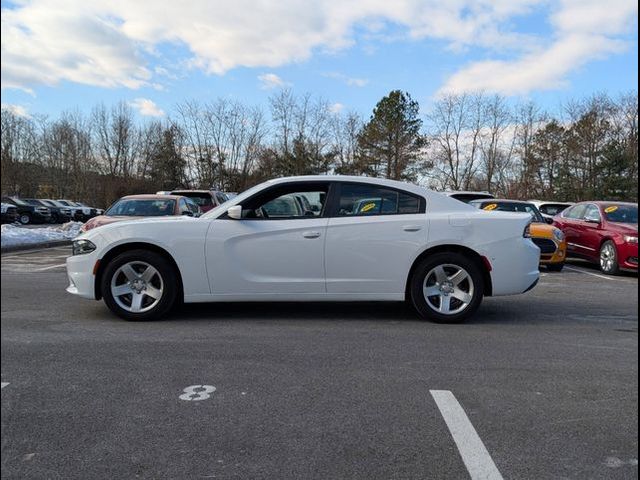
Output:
[[29, 199, 73, 223], [1, 196, 52, 224]]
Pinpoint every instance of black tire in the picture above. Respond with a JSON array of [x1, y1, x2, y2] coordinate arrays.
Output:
[[546, 262, 565, 272], [599, 241, 620, 275], [410, 252, 484, 324], [19, 213, 31, 225], [101, 249, 179, 321], [50, 214, 58, 224]]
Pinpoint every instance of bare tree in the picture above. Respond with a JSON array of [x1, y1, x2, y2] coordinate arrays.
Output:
[[428, 93, 484, 190]]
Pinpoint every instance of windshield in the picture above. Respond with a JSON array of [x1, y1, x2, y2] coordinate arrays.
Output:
[[106, 199, 176, 216], [603, 204, 638, 224], [477, 201, 545, 223], [538, 203, 571, 216], [24, 199, 43, 206]]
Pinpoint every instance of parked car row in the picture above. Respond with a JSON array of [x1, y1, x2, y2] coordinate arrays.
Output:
[[447, 190, 637, 276], [0, 196, 104, 224]]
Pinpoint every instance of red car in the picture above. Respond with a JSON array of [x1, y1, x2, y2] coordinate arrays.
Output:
[[81, 194, 201, 232], [553, 201, 638, 275]]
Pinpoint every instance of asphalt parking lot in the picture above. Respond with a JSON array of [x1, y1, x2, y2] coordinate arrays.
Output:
[[1, 247, 638, 479]]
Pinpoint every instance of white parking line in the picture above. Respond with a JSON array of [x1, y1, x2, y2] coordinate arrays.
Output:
[[1, 382, 9, 389], [564, 266, 623, 281], [33, 263, 67, 271], [430, 390, 503, 480]]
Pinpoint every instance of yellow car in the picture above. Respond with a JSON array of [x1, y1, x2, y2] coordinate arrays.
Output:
[[470, 199, 568, 271]]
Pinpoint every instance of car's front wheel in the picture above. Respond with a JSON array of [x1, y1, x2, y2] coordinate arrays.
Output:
[[101, 250, 178, 321], [19, 213, 31, 225], [410, 252, 484, 323], [599, 241, 620, 275]]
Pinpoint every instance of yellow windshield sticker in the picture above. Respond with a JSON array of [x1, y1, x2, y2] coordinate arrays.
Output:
[[360, 202, 377, 213], [483, 203, 498, 211], [604, 206, 618, 213]]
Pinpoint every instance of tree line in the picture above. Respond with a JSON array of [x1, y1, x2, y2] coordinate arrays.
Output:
[[1, 89, 637, 208]]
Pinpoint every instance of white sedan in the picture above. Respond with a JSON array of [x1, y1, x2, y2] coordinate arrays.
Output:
[[66, 176, 540, 323]]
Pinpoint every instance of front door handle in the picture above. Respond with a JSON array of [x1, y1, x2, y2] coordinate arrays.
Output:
[[403, 225, 422, 232], [303, 231, 321, 239]]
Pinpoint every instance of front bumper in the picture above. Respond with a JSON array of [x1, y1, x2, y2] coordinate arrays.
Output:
[[66, 251, 99, 299], [617, 241, 639, 270]]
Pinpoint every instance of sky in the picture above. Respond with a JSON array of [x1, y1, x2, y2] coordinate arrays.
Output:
[[1, 0, 638, 120]]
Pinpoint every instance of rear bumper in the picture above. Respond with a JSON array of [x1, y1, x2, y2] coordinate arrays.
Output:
[[487, 238, 540, 296]]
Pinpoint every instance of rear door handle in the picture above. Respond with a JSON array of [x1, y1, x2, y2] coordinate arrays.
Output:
[[403, 225, 422, 232], [303, 231, 321, 239]]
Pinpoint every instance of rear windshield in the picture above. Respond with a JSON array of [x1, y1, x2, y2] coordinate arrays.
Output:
[[538, 204, 570, 216], [476, 201, 545, 223], [106, 199, 176, 216], [450, 193, 494, 204], [603, 204, 638, 224], [172, 192, 213, 207]]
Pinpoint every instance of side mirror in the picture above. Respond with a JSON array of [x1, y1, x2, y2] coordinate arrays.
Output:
[[227, 205, 243, 220]]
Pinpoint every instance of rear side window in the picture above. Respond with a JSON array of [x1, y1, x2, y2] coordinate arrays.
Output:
[[337, 184, 422, 216]]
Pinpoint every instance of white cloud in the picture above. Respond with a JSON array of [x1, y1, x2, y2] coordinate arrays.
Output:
[[0, 0, 636, 96], [257, 73, 290, 90], [438, 0, 637, 95], [329, 102, 345, 114], [324, 72, 369, 88], [1, 103, 30, 118], [129, 98, 165, 117]]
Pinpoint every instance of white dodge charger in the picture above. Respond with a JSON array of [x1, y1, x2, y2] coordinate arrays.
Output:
[[66, 176, 540, 323]]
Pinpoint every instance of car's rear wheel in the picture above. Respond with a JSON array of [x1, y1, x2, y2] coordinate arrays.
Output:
[[19, 213, 31, 225], [410, 252, 484, 323], [599, 241, 620, 275], [101, 250, 178, 321], [546, 262, 565, 272]]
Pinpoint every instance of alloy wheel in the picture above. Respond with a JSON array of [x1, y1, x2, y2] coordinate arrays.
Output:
[[600, 243, 616, 272], [422, 264, 475, 315], [110, 261, 164, 313]]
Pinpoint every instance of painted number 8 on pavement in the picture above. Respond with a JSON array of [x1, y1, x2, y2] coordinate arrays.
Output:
[[179, 385, 216, 401]]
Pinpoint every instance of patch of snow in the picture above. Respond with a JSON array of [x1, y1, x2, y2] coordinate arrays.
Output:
[[1, 222, 83, 248]]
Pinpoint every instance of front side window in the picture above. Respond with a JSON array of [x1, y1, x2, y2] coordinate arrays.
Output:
[[337, 184, 421, 216], [583, 205, 601, 222], [240, 183, 329, 220], [563, 204, 587, 220]]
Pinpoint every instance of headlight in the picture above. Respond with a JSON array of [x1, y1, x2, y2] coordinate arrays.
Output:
[[624, 235, 638, 244], [523, 222, 532, 238], [72, 239, 96, 255], [553, 228, 565, 242]]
